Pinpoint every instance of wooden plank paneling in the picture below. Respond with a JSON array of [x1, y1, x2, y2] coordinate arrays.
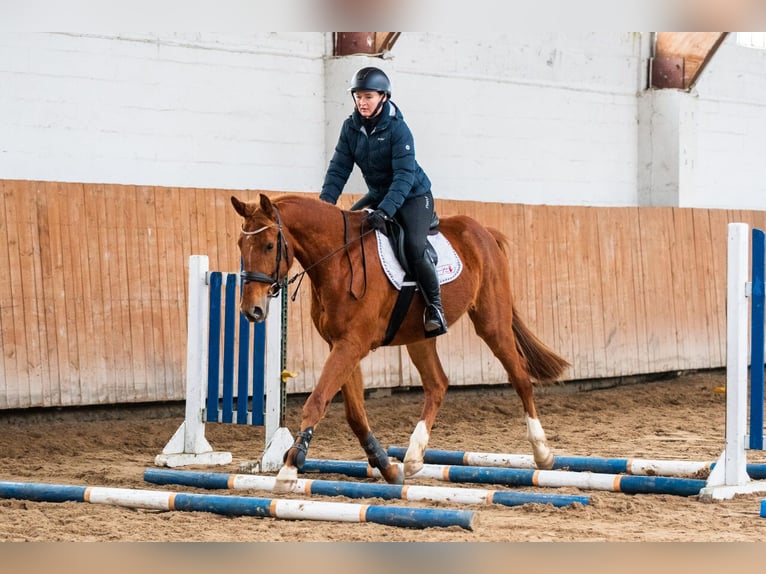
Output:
[[637, 208, 679, 372], [690, 209, 719, 368], [0, 180, 22, 407], [564, 207, 607, 378], [104, 184, 130, 402], [596, 208, 644, 376], [670, 208, 699, 368], [1, 179, 762, 409]]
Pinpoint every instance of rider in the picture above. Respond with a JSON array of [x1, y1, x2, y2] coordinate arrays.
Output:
[[319, 66, 447, 338]]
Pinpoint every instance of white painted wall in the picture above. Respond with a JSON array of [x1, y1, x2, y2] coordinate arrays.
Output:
[[3, 33, 766, 209], [690, 34, 766, 210], [388, 32, 649, 207], [0, 32, 328, 191]]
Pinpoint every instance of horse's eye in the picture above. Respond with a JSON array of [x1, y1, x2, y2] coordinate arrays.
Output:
[[266, 242, 274, 251]]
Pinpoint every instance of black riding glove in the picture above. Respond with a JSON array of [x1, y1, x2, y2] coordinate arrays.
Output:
[[366, 209, 390, 232]]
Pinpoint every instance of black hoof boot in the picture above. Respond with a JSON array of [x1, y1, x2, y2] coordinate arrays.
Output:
[[284, 427, 313, 471], [363, 432, 404, 484]]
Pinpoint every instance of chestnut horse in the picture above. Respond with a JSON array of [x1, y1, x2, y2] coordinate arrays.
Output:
[[231, 193, 570, 491]]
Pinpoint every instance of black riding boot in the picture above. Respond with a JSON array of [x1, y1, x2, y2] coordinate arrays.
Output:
[[412, 257, 448, 338]]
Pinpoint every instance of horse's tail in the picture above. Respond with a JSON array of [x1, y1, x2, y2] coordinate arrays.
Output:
[[511, 307, 571, 383], [488, 227, 571, 383]]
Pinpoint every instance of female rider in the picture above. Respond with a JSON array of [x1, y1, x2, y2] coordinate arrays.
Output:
[[319, 66, 447, 337]]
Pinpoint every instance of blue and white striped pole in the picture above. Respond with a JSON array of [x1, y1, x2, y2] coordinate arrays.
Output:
[[143, 468, 589, 508], [386, 447, 766, 480], [0, 480, 475, 530], [302, 459, 706, 497]]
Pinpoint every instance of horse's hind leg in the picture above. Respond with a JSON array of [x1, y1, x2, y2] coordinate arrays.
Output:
[[341, 365, 403, 485], [469, 308, 554, 470], [402, 339, 449, 477]]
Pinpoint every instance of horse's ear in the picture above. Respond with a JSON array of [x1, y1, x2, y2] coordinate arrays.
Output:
[[230, 196, 253, 218], [259, 194, 276, 219]]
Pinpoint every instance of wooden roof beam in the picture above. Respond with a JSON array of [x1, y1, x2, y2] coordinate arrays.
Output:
[[334, 32, 401, 56], [651, 32, 728, 90]]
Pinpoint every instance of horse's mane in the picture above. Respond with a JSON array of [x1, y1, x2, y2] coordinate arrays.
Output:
[[272, 193, 323, 207], [272, 193, 351, 216]]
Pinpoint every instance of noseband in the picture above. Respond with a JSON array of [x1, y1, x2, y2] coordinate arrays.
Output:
[[239, 207, 288, 298]]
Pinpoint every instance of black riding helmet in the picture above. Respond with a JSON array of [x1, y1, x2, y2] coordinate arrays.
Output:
[[349, 66, 392, 98]]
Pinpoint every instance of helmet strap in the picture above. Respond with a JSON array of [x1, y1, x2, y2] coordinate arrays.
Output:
[[370, 95, 387, 118]]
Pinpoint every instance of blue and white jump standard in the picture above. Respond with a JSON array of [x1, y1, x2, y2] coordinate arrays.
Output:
[[155, 255, 293, 472], [0, 480, 476, 530], [700, 224, 766, 501]]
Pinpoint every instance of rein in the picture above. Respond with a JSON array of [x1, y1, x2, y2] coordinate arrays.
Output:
[[286, 214, 374, 301], [344, 211, 368, 300], [241, 208, 375, 302]]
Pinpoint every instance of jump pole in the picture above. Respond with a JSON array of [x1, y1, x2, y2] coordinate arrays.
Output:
[[143, 468, 590, 508], [385, 447, 766, 480], [700, 223, 766, 501], [301, 459, 705, 497], [0, 480, 475, 531]]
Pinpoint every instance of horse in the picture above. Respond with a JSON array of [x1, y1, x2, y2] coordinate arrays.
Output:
[[231, 193, 570, 492]]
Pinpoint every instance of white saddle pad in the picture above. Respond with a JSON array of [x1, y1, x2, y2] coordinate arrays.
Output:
[[376, 230, 463, 290]]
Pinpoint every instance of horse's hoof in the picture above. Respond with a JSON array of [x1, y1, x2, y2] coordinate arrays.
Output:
[[535, 451, 555, 470], [381, 462, 405, 485], [274, 465, 298, 493], [403, 458, 423, 478]]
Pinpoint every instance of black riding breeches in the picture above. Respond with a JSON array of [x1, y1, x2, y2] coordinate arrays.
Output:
[[393, 192, 435, 265]]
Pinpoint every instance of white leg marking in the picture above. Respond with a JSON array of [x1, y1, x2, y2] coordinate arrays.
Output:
[[526, 415, 554, 469], [403, 420, 429, 477], [274, 464, 298, 493]]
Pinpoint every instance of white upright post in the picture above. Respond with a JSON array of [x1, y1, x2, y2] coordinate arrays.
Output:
[[155, 255, 233, 467], [255, 289, 294, 472], [264, 290, 283, 444], [701, 223, 766, 500]]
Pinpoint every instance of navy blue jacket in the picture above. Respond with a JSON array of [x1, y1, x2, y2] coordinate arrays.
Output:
[[320, 101, 432, 218]]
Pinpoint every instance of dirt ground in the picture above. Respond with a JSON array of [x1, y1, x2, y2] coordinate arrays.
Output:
[[1, 369, 766, 542]]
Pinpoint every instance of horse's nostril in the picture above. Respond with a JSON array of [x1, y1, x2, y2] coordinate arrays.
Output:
[[247, 307, 265, 322]]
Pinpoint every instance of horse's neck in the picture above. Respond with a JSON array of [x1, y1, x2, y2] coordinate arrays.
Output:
[[278, 198, 346, 273]]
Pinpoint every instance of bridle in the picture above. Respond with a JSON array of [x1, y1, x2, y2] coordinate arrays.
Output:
[[239, 206, 289, 298], [239, 205, 377, 301]]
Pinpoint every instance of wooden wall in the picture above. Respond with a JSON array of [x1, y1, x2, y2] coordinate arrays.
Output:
[[2, 180, 765, 409]]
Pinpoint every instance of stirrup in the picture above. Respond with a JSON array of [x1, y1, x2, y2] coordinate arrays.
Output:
[[424, 304, 447, 338]]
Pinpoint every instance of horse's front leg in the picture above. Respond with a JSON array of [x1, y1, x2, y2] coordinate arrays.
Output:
[[402, 340, 449, 477], [342, 365, 403, 485], [274, 341, 363, 492]]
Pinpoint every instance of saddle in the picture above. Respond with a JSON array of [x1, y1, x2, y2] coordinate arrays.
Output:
[[352, 192, 441, 273], [377, 213, 440, 346]]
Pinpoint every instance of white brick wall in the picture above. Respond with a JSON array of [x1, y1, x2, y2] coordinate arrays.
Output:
[[386, 32, 648, 206], [2, 32, 766, 209], [0, 32, 327, 191], [691, 35, 766, 210]]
